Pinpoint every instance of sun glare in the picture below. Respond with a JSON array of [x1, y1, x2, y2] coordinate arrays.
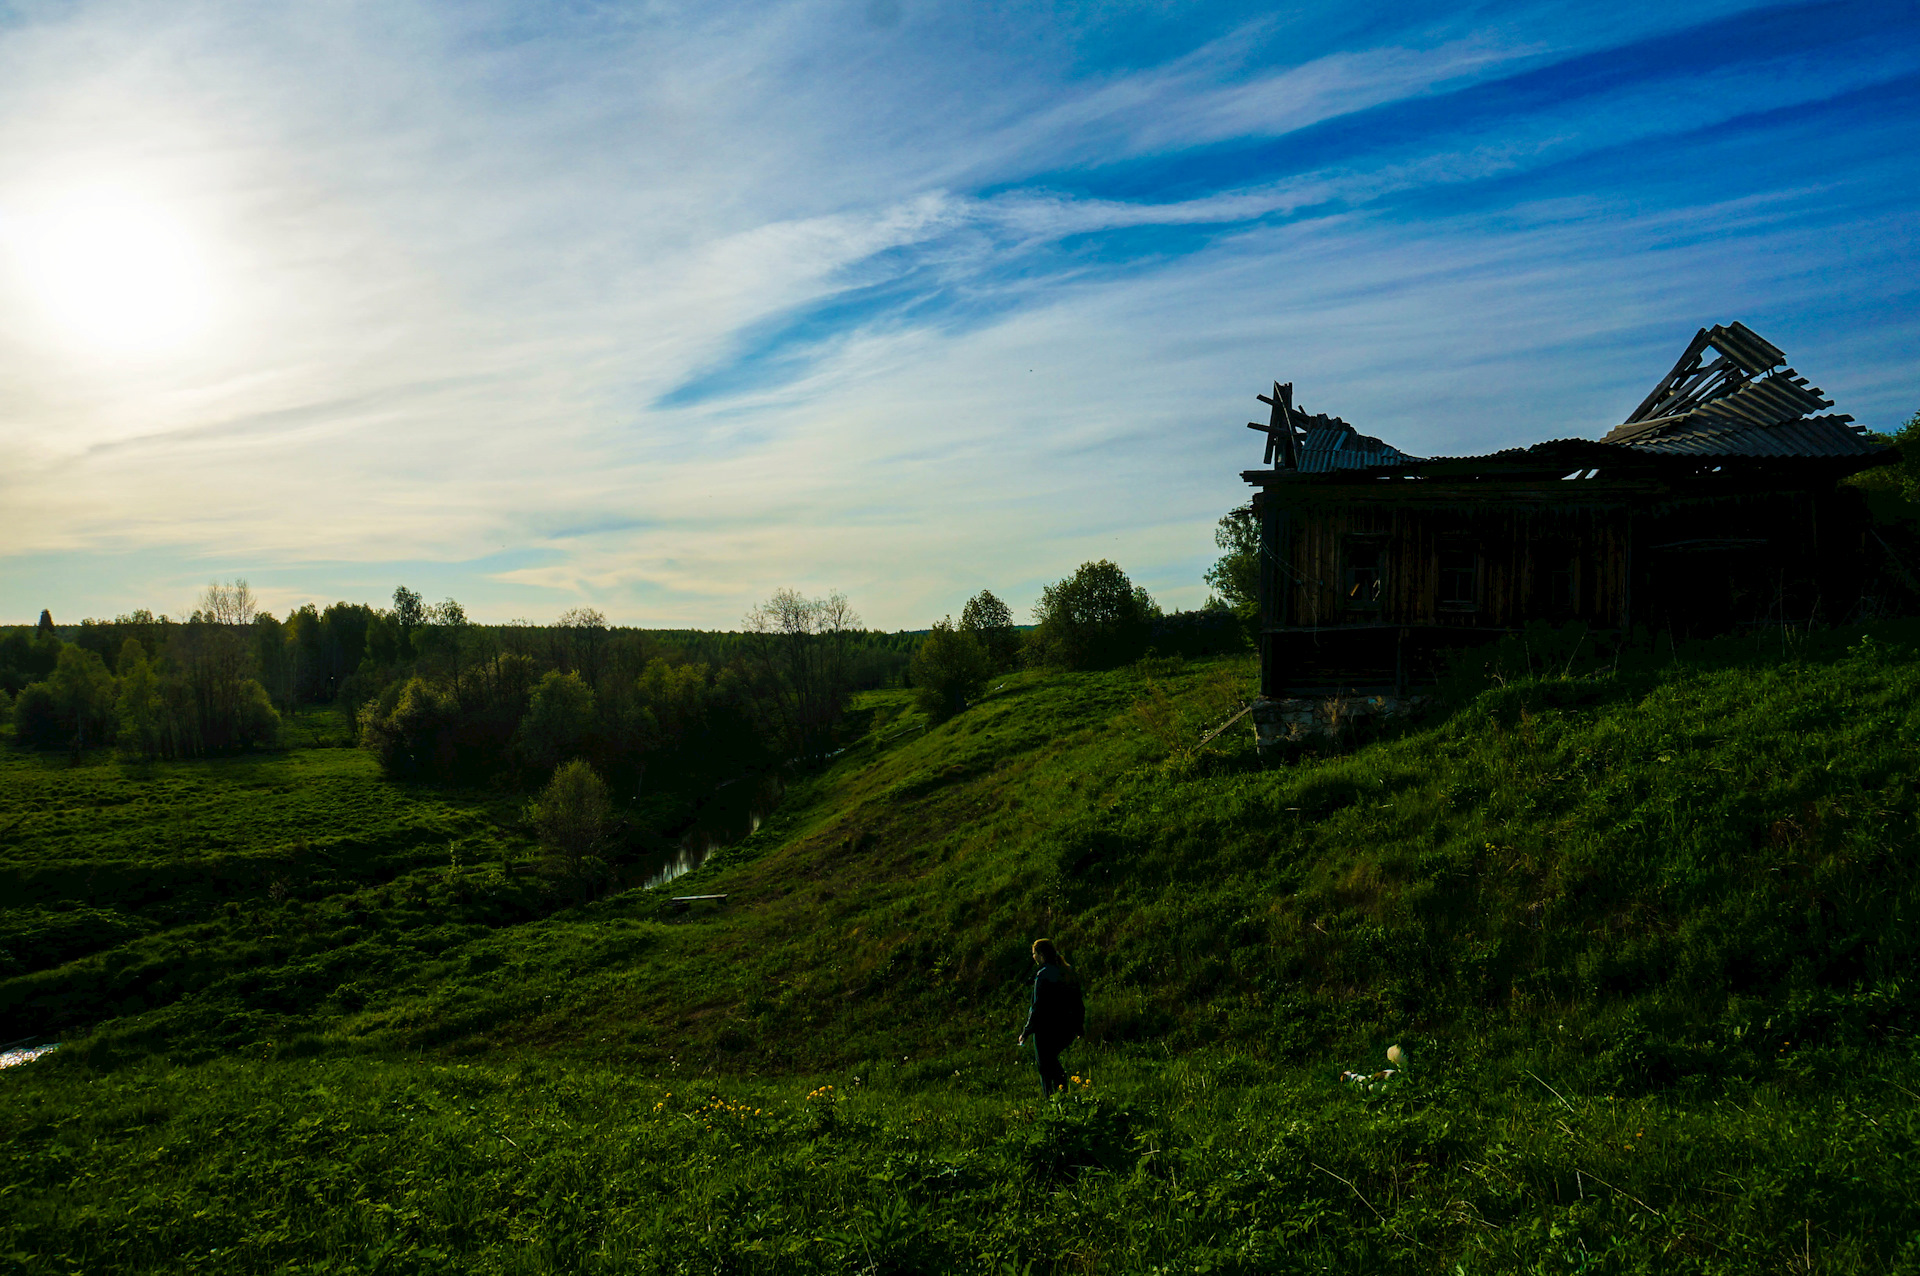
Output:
[[4, 188, 218, 359]]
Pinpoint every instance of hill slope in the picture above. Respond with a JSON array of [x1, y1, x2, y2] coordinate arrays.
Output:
[[6, 630, 1920, 1271]]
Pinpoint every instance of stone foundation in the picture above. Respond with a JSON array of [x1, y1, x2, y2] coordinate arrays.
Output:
[[1251, 694, 1423, 754]]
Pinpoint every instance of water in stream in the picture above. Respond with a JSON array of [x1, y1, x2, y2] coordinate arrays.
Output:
[[0, 1044, 58, 1069], [639, 772, 783, 889]]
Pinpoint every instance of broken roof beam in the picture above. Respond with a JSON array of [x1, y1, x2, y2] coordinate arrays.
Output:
[[1247, 381, 1302, 469], [1624, 322, 1793, 425], [1257, 381, 1300, 468], [1625, 327, 1713, 424]]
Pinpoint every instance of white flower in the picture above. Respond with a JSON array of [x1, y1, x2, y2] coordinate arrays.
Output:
[[1386, 1044, 1407, 1068]]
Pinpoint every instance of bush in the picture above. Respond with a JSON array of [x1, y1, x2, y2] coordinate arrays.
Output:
[[911, 619, 991, 721]]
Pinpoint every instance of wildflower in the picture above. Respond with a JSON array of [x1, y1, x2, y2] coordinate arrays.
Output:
[[1386, 1044, 1407, 1068]]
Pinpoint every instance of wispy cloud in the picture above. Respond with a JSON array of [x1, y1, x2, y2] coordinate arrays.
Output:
[[0, 0, 1913, 626]]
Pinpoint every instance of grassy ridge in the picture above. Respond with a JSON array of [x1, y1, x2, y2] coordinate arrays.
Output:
[[6, 630, 1920, 1270]]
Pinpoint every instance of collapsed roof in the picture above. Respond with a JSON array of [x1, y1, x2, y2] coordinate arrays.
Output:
[[1599, 322, 1878, 459], [1246, 322, 1888, 477]]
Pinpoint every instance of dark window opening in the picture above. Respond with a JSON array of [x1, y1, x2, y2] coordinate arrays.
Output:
[[1438, 545, 1479, 610], [1343, 538, 1385, 610]]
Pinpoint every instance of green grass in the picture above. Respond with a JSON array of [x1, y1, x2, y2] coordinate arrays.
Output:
[[7, 630, 1920, 1270], [0, 706, 546, 1055], [8, 1049, 1920, 1273]]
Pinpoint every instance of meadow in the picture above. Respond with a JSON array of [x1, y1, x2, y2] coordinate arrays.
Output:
[[6, 625, 1920, 1271]]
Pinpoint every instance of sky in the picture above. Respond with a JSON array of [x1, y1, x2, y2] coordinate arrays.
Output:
[[0, 0, 1915, 630]]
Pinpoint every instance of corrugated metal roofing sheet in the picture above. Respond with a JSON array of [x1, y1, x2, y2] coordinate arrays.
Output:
[[1705, 321, 1785, 377], [1621, 414, 1879, 459], [1693, 373, 1831, 427], [1605, 367, 1833, 444], [1296, 421, 1422, 473]]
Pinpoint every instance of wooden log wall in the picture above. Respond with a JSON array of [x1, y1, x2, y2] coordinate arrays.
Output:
[[1261, 492, 1634, 632]]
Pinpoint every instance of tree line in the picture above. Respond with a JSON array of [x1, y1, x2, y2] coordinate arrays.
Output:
[[0, 583, 918, 782], [5, 533, 1257, 774], [906, 556, 1248, 722], [3, 585, 284, 757]]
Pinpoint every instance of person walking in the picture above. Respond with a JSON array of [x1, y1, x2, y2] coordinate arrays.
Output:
[[1015, 938, 1082, 1098]]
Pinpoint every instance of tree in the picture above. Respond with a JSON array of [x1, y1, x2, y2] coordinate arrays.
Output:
[[176, 580, 276, 751], [320, 602, 374, 687], [633, 658, 711, 754], [1892, 409, 1920, 499], [254, 613, 295, 712], [0, 626, 60, 694], [1028, 560, 1156, 669], [12, 683, 59, 747], [116, 639, 168, 760], [35, 609, 53, 638], [911, 619, 992, 721], [391, 586, 425, 634], [1204, 503, 1259, 624], [960, 590, 1019, 670], [554, 607, 608, 689], [742, 589, 861, 758], [531, 759, 614, 885], [358, 677, 453, 776], [518, 669, 595, 771], [44, 645, 119, 752], [417, 598, 472, 694], [231, 679, 281, 750]]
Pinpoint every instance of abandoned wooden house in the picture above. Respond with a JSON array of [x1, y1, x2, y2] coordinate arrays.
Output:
[[1241, 322, 1894, 743]]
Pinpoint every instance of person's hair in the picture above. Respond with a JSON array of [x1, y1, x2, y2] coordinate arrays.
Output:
[[1031, 938, 1066, 967]]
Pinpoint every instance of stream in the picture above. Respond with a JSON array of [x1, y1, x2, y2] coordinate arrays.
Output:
[[638, 772, 784, 889], [0, 1043, 58, 1068]]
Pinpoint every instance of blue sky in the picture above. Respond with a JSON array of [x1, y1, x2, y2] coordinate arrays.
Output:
[[0, 0, 1914, 628]]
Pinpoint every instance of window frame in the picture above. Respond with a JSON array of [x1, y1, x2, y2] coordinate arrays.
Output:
[[1437, 539, 1480, 613], [1341, 534, 1388, 613]]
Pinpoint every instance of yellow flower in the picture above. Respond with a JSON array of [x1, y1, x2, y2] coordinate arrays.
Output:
[[1386, 1044, 1407, 1068]]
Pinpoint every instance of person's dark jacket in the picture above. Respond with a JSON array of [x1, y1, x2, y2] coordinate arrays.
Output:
[[1022, 963, 1075, 1040]]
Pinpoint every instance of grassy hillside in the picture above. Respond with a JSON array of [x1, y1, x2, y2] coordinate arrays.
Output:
[[6, 629, 1920, 1271]]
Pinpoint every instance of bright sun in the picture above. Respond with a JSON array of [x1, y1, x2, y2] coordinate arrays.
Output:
[[5, 188, 218, 358]]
